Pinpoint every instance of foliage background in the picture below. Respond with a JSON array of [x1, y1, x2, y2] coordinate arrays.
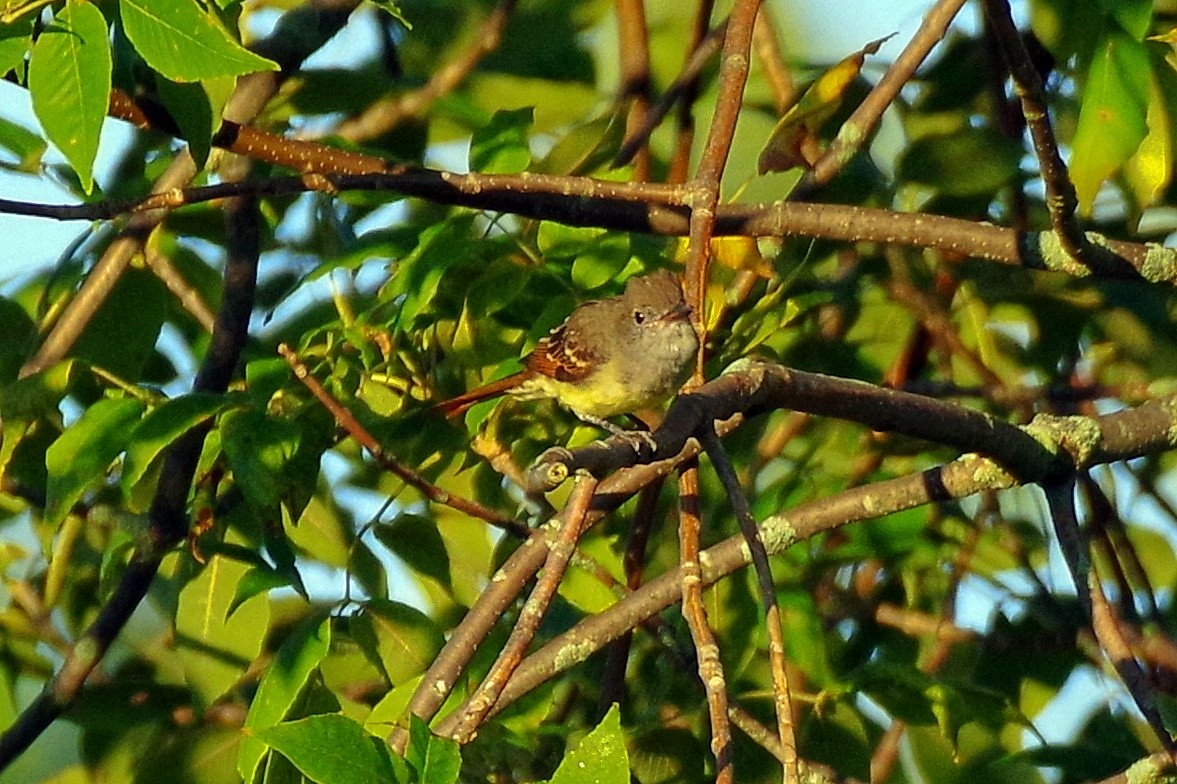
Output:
[[1, 0, 1177, 782]]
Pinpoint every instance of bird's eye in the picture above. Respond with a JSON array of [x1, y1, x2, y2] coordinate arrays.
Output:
[[633, 310, 645, 324]]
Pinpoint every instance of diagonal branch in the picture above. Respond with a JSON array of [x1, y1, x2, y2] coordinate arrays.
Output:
[[0, 193, 262, 771], [805, 0, 968, 188], [982, 0, 1105, 269], [700, 427, 799, 781]]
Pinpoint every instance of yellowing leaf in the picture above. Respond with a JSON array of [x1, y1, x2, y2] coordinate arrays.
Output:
[[758, 34, 893, 173], [711, 236, 773, 276], [1124, 70, 1173, 209]]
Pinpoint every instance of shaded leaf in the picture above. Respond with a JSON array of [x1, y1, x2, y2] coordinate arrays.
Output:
[[899, 128, 1024, 196], [373, 513, 452, 590]]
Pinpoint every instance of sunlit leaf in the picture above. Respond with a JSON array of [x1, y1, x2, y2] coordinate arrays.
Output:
[[1071, 30, 1149, 212], [549, 704, 629, 784], [238, 616, 332, 783], [258, 714, 401, 784], [119, 0, 277, 82], [405, 714, 461, 784], [469, 107, 533, 173], [352, 599, 444, 686], [219, 407, 302, 512], [175, 554, 270, 705], [27, 1, 111, 193], [122, 392, 225, 501], [45, 397, 144, 525]]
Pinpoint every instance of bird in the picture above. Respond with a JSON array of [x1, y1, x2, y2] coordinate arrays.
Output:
[[436, 269, 698, 436]]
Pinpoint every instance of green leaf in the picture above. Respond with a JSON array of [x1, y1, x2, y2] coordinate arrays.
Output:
[[570, 234, 631, 290], [368, 0, 411, 28], [0, 17, 32, 79], [238, 616, 332, 784], [257, 714, 400, 784], [899, 128, 1024, 196], [1124, 53, 1177, 211], [405, 714, 461, 784], [469, 107, 534, 173], [71, 268, 169, 380], [0, 297, 35, 383], [1104, 0, 1152, 39], [27, 1, 111, 194], [155, 77, 216, 168], [372, 513, 452, 590], [534, 105, 628, 175], [44, 396, 144, 525], [219, 407, 302, 511], [0, 116, 48, 173], [118, 0, 278, 83], [227, 564, 292, 616], [1071, 30, 1149, 212], [122, 392, 226, 500], [175, 554, 270, 705], [549, 704, 629, 784], [351, 599, 444, 685]]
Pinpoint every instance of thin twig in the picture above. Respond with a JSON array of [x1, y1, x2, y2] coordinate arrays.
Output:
[[700, 427, 799, 781], [143, 250, 217, 333], [612, 15, 728, 170], [669, 0, 718, 183], [981, 0, 1099, 267], [614, 0, 653, 180], [683, 0, 762, 371], [806, 0, 968, 188], [597, 478, 665, 711], [332, 0, 517, 143], [1043, 480, 1174, 750], [279, 344, 530, 538], [752, 4, 793, 113], [678, 461, 734, 782]]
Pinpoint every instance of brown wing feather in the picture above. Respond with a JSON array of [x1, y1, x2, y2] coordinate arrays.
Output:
[[527, 308, 604, 383]]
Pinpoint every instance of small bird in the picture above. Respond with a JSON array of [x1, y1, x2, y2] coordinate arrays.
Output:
[[436, 269, 699, 435]]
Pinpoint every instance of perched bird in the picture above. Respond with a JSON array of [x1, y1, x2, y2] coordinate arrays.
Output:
[[437, 269, 698, 434]]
